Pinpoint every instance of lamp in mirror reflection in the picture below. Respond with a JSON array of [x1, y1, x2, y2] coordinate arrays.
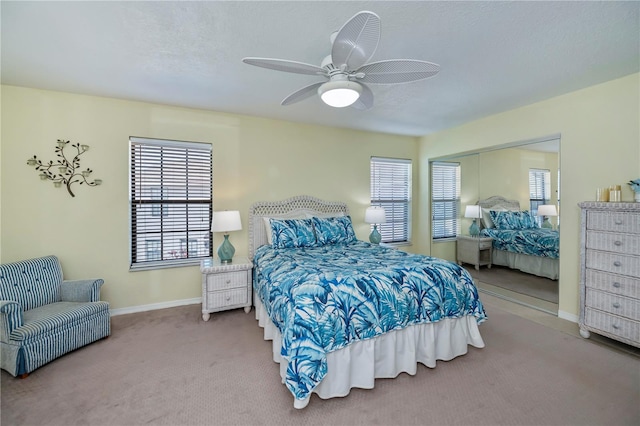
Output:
[[537, 205, 558, 229], [464, 205, 482, 237], [365, 206, 386, 244], [27, 139, 102, 197], [212, 210, 242, 263]]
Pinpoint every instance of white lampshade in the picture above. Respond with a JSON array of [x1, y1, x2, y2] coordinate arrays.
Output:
[[464, 205, 482, 219], [537, 205, 558, 217], [212, 210, 242, 233], [318, 81, 362, 108], [365, 206, 386, 224]]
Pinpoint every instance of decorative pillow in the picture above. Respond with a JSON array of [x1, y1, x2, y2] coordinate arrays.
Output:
[[490, 210, 538, 230], [269, 218, 317, 248], [263, 215, 307, 245], [312, 216, 356, 246], [481, 207, 504, 229]]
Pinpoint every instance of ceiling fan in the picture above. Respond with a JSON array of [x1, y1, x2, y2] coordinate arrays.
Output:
[[242, 11, 440, 109]]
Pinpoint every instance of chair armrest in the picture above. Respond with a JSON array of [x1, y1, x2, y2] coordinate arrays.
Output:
[[0, 300, 23, 341], [60, 279, 105, 302]]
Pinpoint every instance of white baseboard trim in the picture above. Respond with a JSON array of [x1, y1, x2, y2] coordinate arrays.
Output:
[[558, 310, 578, 323], [110, 298, 201, 317]]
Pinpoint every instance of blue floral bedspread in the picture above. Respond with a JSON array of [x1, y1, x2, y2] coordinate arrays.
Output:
[[480, 228, 559, 258], [253, 241, 487, 401]]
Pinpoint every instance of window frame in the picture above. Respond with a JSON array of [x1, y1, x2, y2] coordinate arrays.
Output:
[[529, 168, 551, 226], [370, 156, 412, 245], [431, 161, 461, 241], [129, 136, 213, 271]]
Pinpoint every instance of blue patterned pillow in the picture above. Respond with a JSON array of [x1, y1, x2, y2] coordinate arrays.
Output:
[[270, 218, 317, 248], [490, 210, 538, 230], [312, 216, 356, 245]]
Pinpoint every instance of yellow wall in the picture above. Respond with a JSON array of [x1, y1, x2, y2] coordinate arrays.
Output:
[[418, 73, 640, 320], [0, 85, 418, 311]]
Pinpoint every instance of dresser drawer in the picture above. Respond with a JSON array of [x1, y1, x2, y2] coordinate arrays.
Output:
[[207, 270, 250, 291], [586, 211, 640, 234], [207, 287, 249, 309], [585, 289, 640, 321], [586, 231, 640, 256], [585, 250, 640, 277], [586, 269, 640, 299], [584, 307, 640, 344]]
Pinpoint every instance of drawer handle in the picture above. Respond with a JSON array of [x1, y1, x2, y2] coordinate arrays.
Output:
[[613, 282, 621, 288], [612, 324, 620, 330], [226, 296, 231, 301], [614, 240, 622, 246], [614, 219, 623, 225], [226, 280, 231, 284], [613, 261, 622, 267], [612, 302, 621, 309]]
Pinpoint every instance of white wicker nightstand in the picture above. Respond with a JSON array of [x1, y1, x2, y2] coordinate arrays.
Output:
[[200, 257, 253, 321], [456, 235, 493, 270]]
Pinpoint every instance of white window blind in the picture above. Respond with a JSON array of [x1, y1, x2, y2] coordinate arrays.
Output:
[[431, 162, 460, 239], [529, 168, 550, 224], [370, 157, 412, 244], [130, 137, 212, 269]]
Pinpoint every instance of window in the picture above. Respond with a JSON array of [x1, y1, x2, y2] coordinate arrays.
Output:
[[370, 157, 412, 244], [529, 168, 551, 226], [431, 162, 460, 240], [130, 137, 212, 270]]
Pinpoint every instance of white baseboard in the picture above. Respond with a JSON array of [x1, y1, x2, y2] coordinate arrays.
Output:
[[558, 310, 578, 323], [110, 298, 201, 317]]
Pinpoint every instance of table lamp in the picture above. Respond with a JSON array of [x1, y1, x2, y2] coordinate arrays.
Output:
[[365, 206, 386, 244], [537, 204, 557, 229], [212, 210, 242, 263], [464, 205, 482, 237]]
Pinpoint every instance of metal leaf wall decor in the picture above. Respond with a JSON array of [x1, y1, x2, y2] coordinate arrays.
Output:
[[27, 139, 102, 197]]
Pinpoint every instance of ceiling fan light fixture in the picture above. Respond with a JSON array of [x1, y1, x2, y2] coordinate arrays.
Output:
[[318, 81, 362, 108]]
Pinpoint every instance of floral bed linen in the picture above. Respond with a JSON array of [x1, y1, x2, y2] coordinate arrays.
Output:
[[480, 228, 559, 258], [253, 241, 487, 401]]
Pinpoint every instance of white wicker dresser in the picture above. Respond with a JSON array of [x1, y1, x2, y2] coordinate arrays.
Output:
[[578, 202, 640, 347]]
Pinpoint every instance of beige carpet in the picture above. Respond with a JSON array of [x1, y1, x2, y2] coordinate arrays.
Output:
[[465, 265, 559, 304], [2, 301, 638, 426]]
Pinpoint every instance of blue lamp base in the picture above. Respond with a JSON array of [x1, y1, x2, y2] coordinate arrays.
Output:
[[217, 234, 236, 263], [541, 218, 553, 229], [469, 220, 480, 237], [369, 225, 382, 244]]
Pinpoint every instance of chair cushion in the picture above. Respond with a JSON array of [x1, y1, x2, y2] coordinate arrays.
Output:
[[10, 301, 110, 342]]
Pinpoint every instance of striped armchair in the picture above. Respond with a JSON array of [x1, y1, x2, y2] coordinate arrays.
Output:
[[0, 255, 110, 378]]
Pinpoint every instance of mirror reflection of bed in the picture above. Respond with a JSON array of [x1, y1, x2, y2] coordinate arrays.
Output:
[[467, 195, 559, 315], [430, 137, 560, 315]]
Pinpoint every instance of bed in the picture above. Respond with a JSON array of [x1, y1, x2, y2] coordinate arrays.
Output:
[[478, 196, 559, 280], [249, 195, 486, 409]]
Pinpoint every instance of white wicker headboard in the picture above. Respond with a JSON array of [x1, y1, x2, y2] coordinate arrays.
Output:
[[477, 195, 520, 211], [248, 195, 349, 259]]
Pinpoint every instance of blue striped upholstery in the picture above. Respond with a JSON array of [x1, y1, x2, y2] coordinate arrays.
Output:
[[0, 256, 110, 377]]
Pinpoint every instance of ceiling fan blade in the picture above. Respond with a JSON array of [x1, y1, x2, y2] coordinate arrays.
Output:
[[331, 11, 380, 71], [281, 82, 325, 106], [356, 59, 440, 84], [242, 57, 326, 76], [351, 83, 373, 110]]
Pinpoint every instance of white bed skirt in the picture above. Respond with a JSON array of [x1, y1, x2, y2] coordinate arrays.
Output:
[[492, 249, 559, 280], [254, 295, 485, 409]]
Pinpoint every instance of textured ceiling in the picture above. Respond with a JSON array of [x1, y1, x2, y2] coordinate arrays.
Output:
[[2, 1, 639, 136]]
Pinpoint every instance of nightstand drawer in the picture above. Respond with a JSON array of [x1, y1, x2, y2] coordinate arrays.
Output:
[[478, 240, 492, 250], [207, 271, 249, 291], [207, 288, 249, 309]]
